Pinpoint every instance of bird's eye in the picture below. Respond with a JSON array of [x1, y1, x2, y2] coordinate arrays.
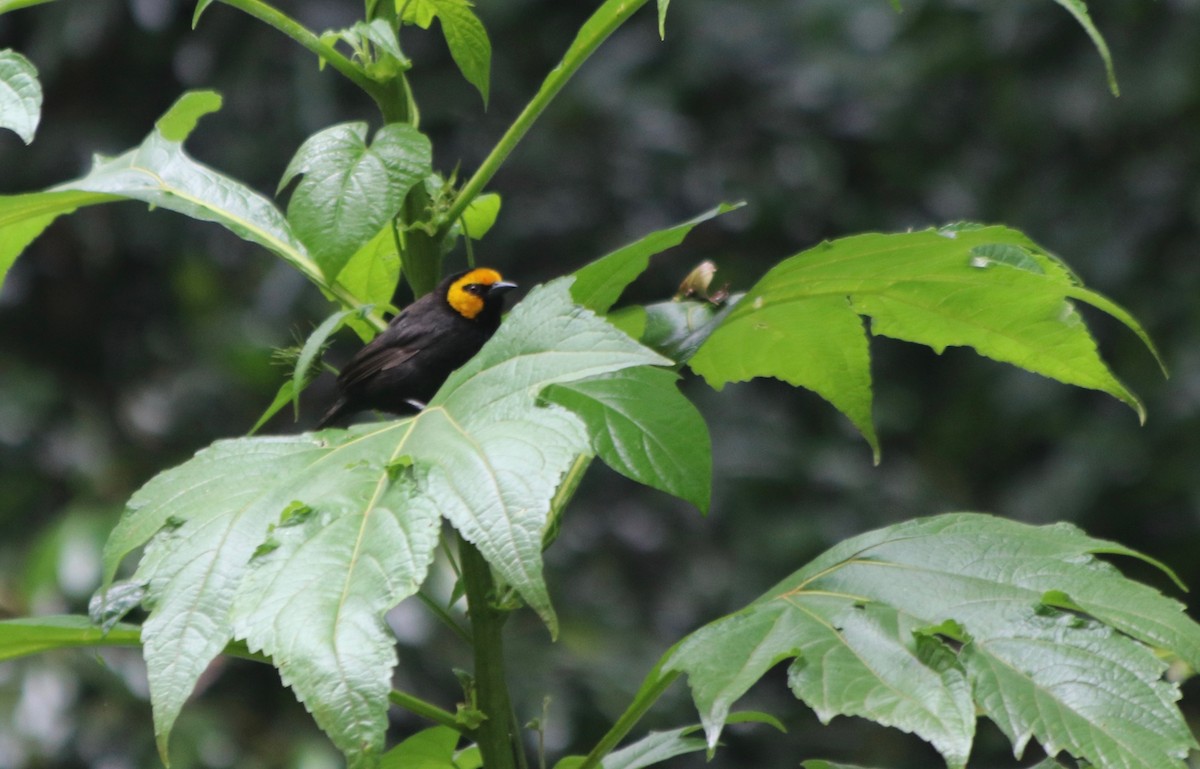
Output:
[[465, 283, 483, 295]]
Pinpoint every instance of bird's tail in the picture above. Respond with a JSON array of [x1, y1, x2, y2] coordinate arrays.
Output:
[[316, 397, 347, 429]]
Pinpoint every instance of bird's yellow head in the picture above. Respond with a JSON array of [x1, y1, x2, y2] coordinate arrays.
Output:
[[446, 268, 517, 320]]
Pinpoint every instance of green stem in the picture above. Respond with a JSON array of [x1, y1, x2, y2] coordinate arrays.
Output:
[[576, 665, 680, 769], [542, 454, 592, 551], [403, 184, 444, 298], [416, 589, 473, 645], [214, 0, 386, 104], [460, 538, 522, 769], [388, 688, 467, 734], [441, 0, 651, 232]]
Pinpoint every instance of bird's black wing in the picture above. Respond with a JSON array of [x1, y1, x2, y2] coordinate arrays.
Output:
[[334, 300, 442, 392]]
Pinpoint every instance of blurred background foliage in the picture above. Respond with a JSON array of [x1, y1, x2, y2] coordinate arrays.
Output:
[[2, 1, 1199, 767]]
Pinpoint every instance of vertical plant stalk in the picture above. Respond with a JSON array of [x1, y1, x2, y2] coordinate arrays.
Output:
[[402, 185, 445, 298], [461, 537, 521, 769], [441, 0, 651, 231]]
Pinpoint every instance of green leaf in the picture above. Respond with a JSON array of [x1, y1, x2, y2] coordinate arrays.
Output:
[[249, 379, 296, 435], [0, 92, 341, 297], [154, 89, 221, 142], [544, 367, 711, 512], [691, 225, 1161, 460], [399, 0, 490, 106], [0, 615, 141, 662], [46, 91, 323, 283], [1051, 0, 1118, 96], [555, 712, 782, 769], [66, 133, 317, 275], [453, 745, 482, 769], [423, 282, 671, 629], [459, 192, 501, 240], [281, 122, 432, 279], [666, 513, 1200, 769], [437, 0, 491, 107], [0, 190, 107, 291], [595, 728, 708, 769], [398, 0, 438, 28], [0, 48, 41, 143], [801, 762, 882, 769], [292, 305, 374, 415], [249, 304, 378, 435], [380, 726, 459, 769], [571, 202, 743, 314], [656, 0, 670, 39], [227, 445, 442, 767], [335, 223, 403, 339], [191, 0, 215, 27], [101, 279, 667, 767], [0, 0, 60, 14]]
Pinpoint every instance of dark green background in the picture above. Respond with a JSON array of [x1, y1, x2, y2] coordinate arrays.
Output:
[[2, 1, 1198, 767]]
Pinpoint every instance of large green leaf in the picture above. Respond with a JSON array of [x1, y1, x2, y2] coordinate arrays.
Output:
[[0, 190, 108, 291], [335, 223, 403, 340], [544, 367, 711, 512], [665, 514, 1200, 769], [62, 130, 318, 277], [0, 90, 232, 290], [690, 225, 1162, 460], [0, 91, 356, 302], [280, 122, 431, 279], [0, 48, 41, 143], [101, 279, 668, 768], [570, 202, 742, 314]]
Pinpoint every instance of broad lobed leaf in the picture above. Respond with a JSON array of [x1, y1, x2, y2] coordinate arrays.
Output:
[[665, 513, 1200, 769], [690, 225, 1161, 460], [280, 121, 431, 279], [100, 279, 675, 767]]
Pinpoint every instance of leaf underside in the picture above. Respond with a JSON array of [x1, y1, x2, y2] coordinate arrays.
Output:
[[0, 48, 42, 143]]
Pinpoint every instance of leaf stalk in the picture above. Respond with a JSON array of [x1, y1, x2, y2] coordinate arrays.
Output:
[[441, 0, 651, 234], [387, 688, 467, 734]]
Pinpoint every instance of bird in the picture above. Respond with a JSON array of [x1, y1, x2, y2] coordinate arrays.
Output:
[[317, 267, 517, 427]]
